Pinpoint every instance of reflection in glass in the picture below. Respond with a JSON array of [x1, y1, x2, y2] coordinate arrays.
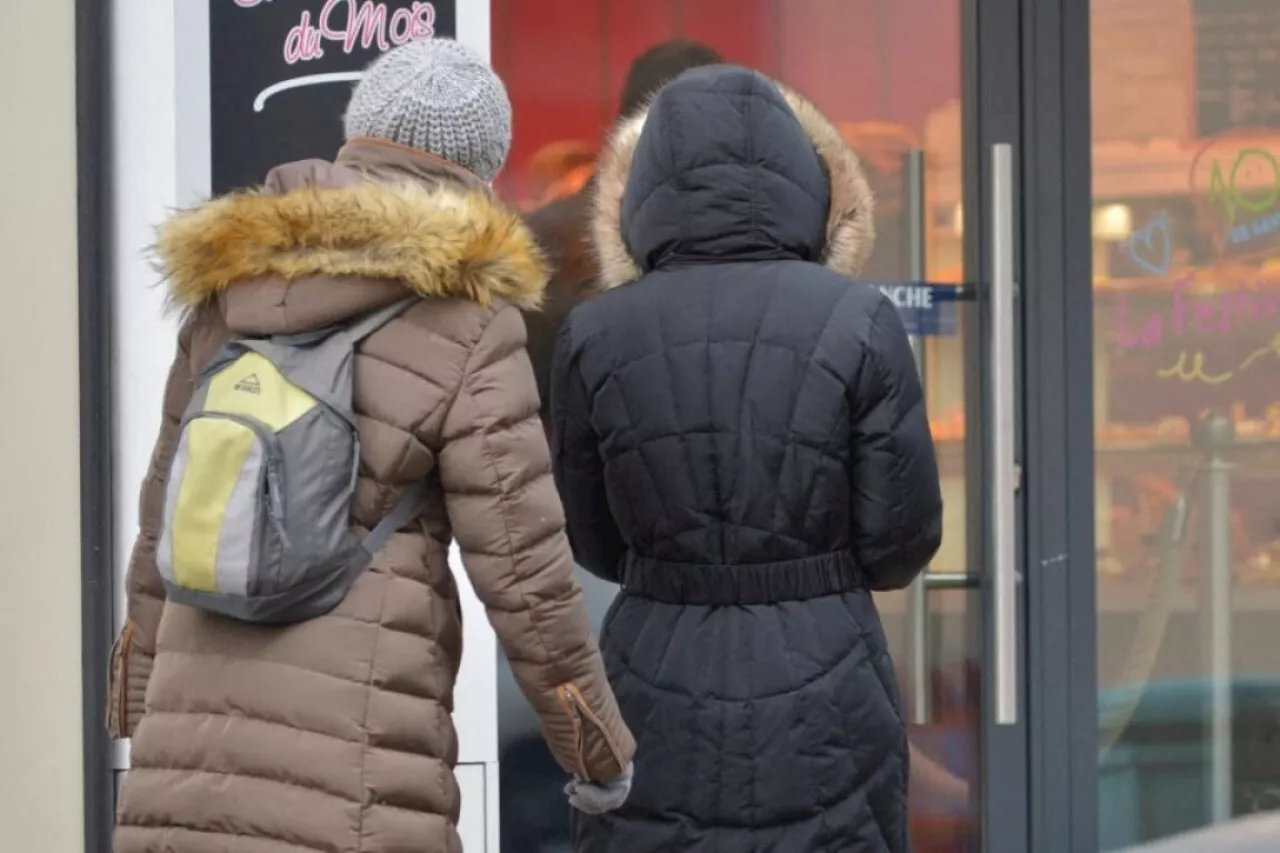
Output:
[[1092, 0, 1280, 847], [880, 589, 982, 852]]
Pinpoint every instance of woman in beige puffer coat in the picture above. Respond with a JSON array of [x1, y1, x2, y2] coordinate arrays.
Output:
[[108, 39, 634, 853]]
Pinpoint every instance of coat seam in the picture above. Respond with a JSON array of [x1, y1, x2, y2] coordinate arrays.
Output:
[[607, 358, 663, 561], [470, 405, 559, 673], [608, 624, 871, 701], [415, 352, 471, 445], [147, 648, 452, 703], [121, 763, 363, 807], [705, 296, 725, 558], [456, 309, 566, 692], [795, 296, 854, 533], [130, 708, 449, 758], [115, 820, 336, 853], [355, 575, 394, 852]]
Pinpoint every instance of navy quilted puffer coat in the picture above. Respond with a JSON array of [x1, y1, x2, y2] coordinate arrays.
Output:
[[551, 66, 944, 853]]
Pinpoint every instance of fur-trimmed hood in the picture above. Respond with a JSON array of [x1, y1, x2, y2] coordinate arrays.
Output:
[[591, 67, 874, 288], [156, 163, 550, 320]]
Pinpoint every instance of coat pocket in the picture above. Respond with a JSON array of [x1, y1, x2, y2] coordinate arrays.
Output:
[[556, 682, 628, 781]]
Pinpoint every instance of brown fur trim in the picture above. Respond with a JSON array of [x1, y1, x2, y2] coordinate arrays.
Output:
[[157, 180, 550, 311], [590, 111, 648, 290], [591, 80, 875, 289]]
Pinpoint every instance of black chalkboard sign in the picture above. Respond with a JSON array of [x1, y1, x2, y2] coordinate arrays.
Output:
[[210, 0, 458, 194], [1194, 0, 1280, 137]]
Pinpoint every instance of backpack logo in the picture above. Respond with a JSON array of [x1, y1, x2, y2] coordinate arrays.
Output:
[[234, 373, 261, 395]]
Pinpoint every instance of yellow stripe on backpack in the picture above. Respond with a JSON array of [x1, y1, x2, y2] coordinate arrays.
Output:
[[170, 419, 255, 591]]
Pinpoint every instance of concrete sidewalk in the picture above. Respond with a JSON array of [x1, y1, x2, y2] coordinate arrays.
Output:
[[1122, 812, 1280, 852]]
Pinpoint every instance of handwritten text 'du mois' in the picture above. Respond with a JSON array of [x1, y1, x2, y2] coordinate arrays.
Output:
[[234, 1, 438, 65]]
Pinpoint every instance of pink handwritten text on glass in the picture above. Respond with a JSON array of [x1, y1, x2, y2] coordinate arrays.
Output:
[[262, 1, 436, 65], [1114, 276, 1280, 352]]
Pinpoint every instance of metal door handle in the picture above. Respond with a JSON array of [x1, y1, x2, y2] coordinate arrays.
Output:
[[989, 143, 1019, 726], [902, 149, 932, 726]]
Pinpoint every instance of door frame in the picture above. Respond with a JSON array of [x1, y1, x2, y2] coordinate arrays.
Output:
[[1016, 1, 1100, 851], [963, 0, 1027, 848], [77, 0, 116, 849], [966, 0, 1097, 850]]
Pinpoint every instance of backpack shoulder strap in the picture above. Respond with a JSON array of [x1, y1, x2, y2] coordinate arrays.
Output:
[[235, 296, 419, 423], [264, 296, 418, 351], [332, 296, 419, 348], [362, 478, 427, 556]]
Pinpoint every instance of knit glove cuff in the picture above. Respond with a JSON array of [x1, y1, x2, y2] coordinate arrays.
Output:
[[565, 762, 634, 814]]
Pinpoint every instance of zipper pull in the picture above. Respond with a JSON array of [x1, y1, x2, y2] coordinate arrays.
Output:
[[564, 686, 582, 721], [266, 467, 293, 551]]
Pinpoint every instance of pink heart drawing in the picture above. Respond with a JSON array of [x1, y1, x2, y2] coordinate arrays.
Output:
[[1125, 212, 1173, 276]]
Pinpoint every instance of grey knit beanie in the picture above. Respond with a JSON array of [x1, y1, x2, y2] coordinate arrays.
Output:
[[344, 39, 512, 183]]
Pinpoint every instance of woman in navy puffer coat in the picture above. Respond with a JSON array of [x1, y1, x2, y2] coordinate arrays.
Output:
[[551, 65, 944, 853]]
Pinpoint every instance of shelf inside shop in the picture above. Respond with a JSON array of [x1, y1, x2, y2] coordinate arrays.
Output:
[[930, 435, 1280, 479]]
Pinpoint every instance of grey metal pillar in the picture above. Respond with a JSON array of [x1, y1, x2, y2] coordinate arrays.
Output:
[[1193, 411, 1235, 824]]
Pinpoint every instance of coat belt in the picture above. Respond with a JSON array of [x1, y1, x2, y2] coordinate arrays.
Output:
[[620, 550, 864, 606]]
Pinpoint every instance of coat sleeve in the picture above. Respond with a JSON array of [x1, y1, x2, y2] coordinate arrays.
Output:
[[107, 310, 204, 739], [550, 319, 627, 583], [438, 305, 635, 781], [846, 298, 944, 591]]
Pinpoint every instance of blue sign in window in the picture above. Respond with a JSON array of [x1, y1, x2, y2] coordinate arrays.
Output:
[[864, 282, 966, 337]]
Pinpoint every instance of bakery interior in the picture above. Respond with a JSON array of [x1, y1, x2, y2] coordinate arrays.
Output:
[[488, 1, 1280, 850]]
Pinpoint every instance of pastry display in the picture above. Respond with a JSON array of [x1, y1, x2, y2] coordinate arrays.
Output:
[[1242, 540, 1280, 585]]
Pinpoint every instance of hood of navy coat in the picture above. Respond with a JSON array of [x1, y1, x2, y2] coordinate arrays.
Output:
[[620, 66, 830, 272], [591, 66, 876, 287]]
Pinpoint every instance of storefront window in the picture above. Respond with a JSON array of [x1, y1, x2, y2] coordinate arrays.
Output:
[[490, 2, 978, 851], [1091, 0, 1280, 847]]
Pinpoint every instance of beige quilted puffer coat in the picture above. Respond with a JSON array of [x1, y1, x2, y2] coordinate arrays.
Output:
[[107, 138, 634, 853]]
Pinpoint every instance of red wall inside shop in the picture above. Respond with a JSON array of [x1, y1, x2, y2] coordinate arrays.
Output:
[[491, 0, 960, 197]]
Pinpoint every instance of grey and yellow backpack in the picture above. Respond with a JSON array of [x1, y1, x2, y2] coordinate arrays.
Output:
[[156, 298, 423, 624]]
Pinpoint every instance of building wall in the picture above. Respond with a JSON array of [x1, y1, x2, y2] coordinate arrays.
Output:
[[0, 0, 85, 851]]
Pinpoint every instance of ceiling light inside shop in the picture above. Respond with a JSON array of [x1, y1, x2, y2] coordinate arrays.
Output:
[[1093, 203, 1133, 241], [952, 202, 963, 236]]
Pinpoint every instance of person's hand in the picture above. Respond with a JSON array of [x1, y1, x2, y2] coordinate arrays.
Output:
[[565, 762, 634, 814]]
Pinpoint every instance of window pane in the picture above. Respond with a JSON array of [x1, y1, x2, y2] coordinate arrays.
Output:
[[1091, 1, 1280, 847]]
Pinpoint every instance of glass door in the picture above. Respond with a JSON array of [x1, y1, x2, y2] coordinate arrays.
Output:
[[489, 1, 1028, 850], [1089, 0, 1280, 848]]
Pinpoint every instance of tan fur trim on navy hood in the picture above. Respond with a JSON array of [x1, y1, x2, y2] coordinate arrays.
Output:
[[591, 81, 875, 289], [157, 179, 550, 311]]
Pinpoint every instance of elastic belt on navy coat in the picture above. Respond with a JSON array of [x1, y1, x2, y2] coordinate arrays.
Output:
[[620, 550, 865, 606]]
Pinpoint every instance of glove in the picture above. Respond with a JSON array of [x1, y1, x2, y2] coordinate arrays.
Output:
[[565, 762, 634, 814]]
